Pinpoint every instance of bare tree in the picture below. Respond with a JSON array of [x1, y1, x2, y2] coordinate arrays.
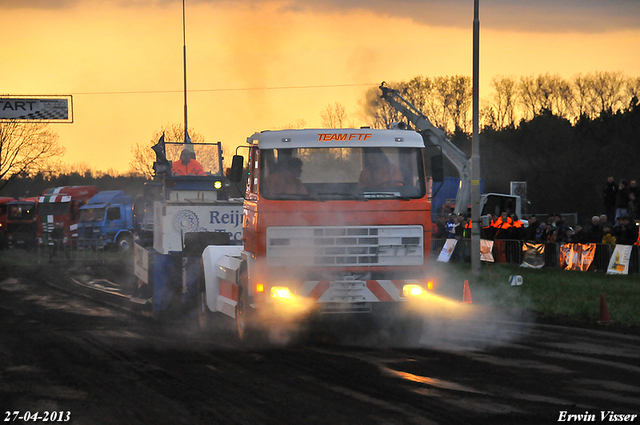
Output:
[[128, 123, 205, 178], [320, 102, 352, 128], [447, 75, 472, 133], [518, 75, 544, 120], [591, 71, 625, 114], [571, 73, 597, 119], [489, 75, 518, 129], [0, 121, 66, 191], [625, 76, 640, 109]]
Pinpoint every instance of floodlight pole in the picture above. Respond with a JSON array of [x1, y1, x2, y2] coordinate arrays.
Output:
[[183, 0, 188, 142], [471, 0, 481, 275]]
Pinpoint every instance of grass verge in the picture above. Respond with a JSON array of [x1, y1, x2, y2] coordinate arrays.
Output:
[[430, 261, 640, 330]]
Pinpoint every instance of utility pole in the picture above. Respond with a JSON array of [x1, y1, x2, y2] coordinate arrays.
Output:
[[471, 0, 481, 275], [183, 0, 188, 142]]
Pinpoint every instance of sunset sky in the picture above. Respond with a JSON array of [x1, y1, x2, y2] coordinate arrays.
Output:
[[2, 0, 640, 173]]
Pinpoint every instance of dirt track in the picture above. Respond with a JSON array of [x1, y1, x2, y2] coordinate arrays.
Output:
[[1, 264, 639, 425]]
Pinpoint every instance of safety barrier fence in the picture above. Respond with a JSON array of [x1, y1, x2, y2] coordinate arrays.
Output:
[[431, 238, 640, 274]]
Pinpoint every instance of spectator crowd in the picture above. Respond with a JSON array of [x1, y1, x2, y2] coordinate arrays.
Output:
[[432, 176, 640, 247]]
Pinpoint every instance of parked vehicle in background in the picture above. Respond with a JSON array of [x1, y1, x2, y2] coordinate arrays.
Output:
[[5, 197, 38, 249], [37, 186, 98, 248], [78, 190, 135, 251]]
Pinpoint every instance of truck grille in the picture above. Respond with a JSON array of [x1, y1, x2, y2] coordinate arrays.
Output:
[[266, 225, 423, 267]]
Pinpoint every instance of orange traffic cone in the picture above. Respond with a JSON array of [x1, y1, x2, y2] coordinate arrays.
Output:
[[598, 293, 611, 323], [462, 280, 473, 304]]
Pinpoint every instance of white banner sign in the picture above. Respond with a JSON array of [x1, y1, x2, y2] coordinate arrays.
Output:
[[0, 96, 72, 122], [480, 239, 494, 262], [606, 244, 633, 275], [437, 239, 458, 263]]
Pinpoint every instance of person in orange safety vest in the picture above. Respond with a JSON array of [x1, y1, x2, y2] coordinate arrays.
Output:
[[172, 149, 206, 176], [493, 211, 513, 239]]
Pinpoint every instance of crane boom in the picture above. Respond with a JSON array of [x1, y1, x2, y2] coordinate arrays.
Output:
[[379, 82, 471, 215]]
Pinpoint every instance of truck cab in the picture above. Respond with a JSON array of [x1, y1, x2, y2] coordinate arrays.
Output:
[[37, 186, 98, 247], [5, 198, 38, 248], [78, 190, 135, 251]]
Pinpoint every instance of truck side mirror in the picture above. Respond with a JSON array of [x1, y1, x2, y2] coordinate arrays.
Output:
[[431, 155, 444, 183], [229, 155, 245, 183]]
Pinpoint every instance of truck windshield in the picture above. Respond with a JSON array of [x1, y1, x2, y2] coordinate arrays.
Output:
[[79, 207, 106, 223], [260, 147, 426, 200], [7, 203, 36, 220], [39, 202, 70, 216]]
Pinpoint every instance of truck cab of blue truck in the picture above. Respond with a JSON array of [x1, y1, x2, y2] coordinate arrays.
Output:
[[78, 190, 134, 251]]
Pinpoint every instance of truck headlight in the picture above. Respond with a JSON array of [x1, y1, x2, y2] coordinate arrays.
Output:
[[270, 286, 293, 299], [402, 284, 424, 297]]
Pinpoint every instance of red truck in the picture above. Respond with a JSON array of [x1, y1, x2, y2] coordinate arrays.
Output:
[[5, 197, 38, 248], [38, 186, 98, 247]]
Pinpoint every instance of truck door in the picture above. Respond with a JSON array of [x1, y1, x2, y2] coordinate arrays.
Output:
[[106, 206, 125, 237]]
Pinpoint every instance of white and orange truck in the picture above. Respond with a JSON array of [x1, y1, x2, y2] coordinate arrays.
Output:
[[197, 127, 434, 343]]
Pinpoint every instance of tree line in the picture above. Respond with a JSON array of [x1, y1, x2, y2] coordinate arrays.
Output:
[[363, 71, 640, 134]]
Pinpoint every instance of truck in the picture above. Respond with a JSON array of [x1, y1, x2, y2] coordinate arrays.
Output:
[[5, 197, 38, 249], [378, 83, 523, 219], [132, 139, 244, 316], [78, 190, 135, 251], [195, 128, 434, 344], [37, 186, 99, 248]]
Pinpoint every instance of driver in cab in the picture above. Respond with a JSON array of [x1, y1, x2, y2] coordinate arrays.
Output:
[[172, 149, 206, 176], [263, 157, 308, 196], [358, 147, 403, 188]]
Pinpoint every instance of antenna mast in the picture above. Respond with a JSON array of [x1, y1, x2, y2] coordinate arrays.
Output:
[[182, 0, 188, 142]]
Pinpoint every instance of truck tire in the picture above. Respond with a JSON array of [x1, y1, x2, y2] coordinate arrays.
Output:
[[235, 262, 269, 346], [115, 233, 133, 252]]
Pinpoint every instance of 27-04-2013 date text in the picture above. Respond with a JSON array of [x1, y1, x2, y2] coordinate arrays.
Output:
[[4, 411, 71, 422]]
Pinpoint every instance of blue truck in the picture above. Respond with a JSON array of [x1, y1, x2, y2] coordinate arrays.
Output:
[[78, 190, 135, 251]]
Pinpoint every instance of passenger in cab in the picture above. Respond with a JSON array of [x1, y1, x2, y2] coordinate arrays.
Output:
[[172, 149, 206, 176], [358, 147, 403, 188], [263, 157, 308, 196]]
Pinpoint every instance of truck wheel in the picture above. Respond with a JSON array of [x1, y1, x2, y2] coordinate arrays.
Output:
[[115, 234, 133, 252], [197, 265, 213, 332]]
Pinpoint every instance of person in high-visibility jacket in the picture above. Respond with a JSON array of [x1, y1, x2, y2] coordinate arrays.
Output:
[[463, 216, 472, 238], [493, 212, 513, 240], [172, 149, 206, 176]]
